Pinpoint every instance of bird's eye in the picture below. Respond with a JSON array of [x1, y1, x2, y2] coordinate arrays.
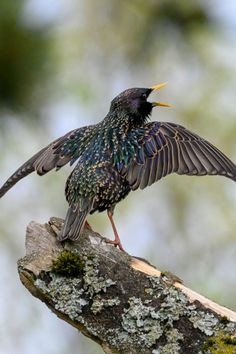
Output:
[[142, 93, 147, 99]]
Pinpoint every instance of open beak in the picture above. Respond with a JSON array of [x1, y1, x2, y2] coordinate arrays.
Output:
[[150, 83, 172, 108], [152, 101, 172, 108]]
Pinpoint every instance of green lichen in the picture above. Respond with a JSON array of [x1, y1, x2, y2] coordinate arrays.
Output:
[[156, 328, 184, 354], [121, 295, 185, 352], [202, 332, 236, 354], [35, 275, 87, 320], [32, 245, 236, 353], [83, 258, 116, 296], [144, 288, 154, 295], [35, 252, 117, 325], [51, 250, 84, 276], [189, 311, 219, 336], [159, 287, 188, 325], [148, 275, 163, 290], [91, 295, 120, 314], [121, 297, 163, 347]]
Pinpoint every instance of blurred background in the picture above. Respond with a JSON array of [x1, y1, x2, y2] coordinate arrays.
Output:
[[0, 0, 236, 353]]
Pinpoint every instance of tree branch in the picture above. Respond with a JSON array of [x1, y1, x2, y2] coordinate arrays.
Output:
[[18, 217, 236, 354]]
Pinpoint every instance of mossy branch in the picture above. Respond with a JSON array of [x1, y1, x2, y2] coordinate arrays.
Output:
[[18, 217, 236, 354]]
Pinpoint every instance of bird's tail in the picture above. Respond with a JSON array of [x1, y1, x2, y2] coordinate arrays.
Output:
[[58, 203, 90, 242]]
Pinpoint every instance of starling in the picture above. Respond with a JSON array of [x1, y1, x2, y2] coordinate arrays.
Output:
[[1, 83, 236, 251]]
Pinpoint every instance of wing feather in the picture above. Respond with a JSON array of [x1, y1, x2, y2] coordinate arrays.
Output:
[[183, 141, 205, 174], [179, 142, 197, 174], [0, 125, 93, 197], [124, 122, 236, 190], [140, 157, 152, 189], [168, 138, 178, 173], [155, 148, 164, 181], [148, 153, 158, 185]]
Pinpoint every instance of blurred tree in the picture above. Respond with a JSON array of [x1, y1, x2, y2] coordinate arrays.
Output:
[[0, 0, 52, 116], [82, 0, 213, 64], [54, 0, 214, 98]]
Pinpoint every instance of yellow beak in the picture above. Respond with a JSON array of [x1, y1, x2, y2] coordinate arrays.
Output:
[[152, 101, 172, 108], [150, 83, 172, 108], [150, 83, 167, 91]]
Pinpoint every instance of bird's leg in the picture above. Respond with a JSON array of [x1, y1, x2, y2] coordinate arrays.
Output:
[[106, 210, 125, 252], [84, 220, 92, 231]]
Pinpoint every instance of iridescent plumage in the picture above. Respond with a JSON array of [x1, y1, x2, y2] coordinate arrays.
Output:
[[1, 85, 236, 251]]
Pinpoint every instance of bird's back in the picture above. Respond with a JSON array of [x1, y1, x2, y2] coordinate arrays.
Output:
[[65, 127, 131, 212]]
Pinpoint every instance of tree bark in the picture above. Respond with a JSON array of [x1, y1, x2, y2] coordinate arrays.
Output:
[[18, 217, 236, 354]]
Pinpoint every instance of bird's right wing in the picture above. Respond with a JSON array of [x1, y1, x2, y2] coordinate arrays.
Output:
[[0, 125, 93, 198], [122, 121, 236, 190]]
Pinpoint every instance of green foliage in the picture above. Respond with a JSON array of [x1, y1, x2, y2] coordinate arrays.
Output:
[[203, 333, 236, 354], [51, 250, 85, 277], [77, 0, 212, 66], [0, 0, 52, 113]]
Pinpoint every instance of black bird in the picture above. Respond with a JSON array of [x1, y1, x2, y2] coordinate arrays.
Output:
[[1, 83, 236, 251]]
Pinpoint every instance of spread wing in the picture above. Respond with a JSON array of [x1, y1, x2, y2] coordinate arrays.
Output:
[[0, 125, 93, 197], [123, 122, 236, 190]]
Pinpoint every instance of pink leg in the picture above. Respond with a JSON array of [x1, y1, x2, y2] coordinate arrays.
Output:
[[106, 210, 125, 252], [84, 220, 92, 231]]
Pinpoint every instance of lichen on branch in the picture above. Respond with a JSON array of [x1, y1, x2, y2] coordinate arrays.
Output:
[[17, 218, 236, 354]]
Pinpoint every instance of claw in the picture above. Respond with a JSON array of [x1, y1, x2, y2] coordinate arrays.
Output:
[[105, 237, 125, 252]]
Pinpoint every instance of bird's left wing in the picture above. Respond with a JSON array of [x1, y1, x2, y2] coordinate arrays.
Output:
[[0, 125, 93, 198], [122, 122, 236, 190]]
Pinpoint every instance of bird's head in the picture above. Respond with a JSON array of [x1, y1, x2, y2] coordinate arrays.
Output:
[[109, 83, 171, 127]]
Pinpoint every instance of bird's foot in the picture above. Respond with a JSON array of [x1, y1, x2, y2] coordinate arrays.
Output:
[[105, 238, 125, 252]]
